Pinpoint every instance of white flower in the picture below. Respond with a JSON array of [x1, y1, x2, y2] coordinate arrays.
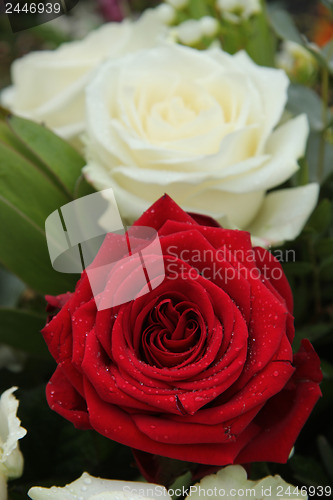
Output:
[[174, 17, 219, 46], [28, 472, 172, 500], [200, 16, 219, 37], [166, 0, 189, 10], [276, 41, 318, 83], [0, 387, 26, 480], [83, 43, 318, 245], [186, 465, 307, 499], [1, 10, 168, 145], [176, 19, 203, 45], [217, 0, 261, 22], [156, 4, 176, 25]]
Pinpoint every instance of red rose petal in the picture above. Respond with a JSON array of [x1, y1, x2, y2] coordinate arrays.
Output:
[[235, 340, 321, 463], [46, 367, 91, 429], [134, 194, 197, 230], [84, 378, 260, 465]]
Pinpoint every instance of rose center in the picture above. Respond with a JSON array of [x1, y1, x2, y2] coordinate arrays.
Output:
[[140, 298, 207, 368]]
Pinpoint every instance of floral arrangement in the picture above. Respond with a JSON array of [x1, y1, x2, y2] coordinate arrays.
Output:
[[0, 0, 332, 499]]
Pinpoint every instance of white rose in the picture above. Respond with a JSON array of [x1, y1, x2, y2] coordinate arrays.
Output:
[[276, 41, 318, 83], [1, 10, 168, 145], [186, 465, 307, 499], [28, 472, 172, 500], [83, 43, 318, 245], [216, 0, 261, 22], [0, 387, 26, 500]]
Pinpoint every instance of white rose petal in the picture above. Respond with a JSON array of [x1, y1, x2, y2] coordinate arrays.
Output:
[[166, 0, 189, 9], [248, 183, 320, 246], [186, 465, 307, 500], [28, 472, 172, 500], [84, 43, 314, 244], [276, 41, 317, 82], [0, 387, 26, 480], [216, 0, 261, 20], [156, 4, 176, 24], [199, 16, 219, 37], [176, 20, 203, 45], [1, 10, 169, 146]]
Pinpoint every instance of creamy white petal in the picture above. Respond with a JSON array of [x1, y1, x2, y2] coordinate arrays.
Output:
[[1, 10, 169, 144], [186, 465, 307, 500], [247, 183, 319, 246], [28, 472, 171, 500], [0, 387, 26, 479], [84, 42, 311, 243], [213, 114, 309, 192]]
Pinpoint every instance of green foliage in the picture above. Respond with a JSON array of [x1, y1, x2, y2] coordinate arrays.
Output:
[[0, 308, 48, 357], [0, 108, 86, 294], [289, 454, 331, 486], [267, 5, 304, 45]]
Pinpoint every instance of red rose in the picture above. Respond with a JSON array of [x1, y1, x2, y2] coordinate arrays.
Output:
[[43, 195, 322, 466]]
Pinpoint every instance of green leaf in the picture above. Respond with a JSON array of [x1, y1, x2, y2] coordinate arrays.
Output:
[[245, 8, 277, 67], [290, 454, 330, 486], [0, 268, 25, 307], [0, 195, 76, 294], [315, 237, 333, 258], [307, 199, 331, 233], [282, 261, 313, 276], [293, 323, 332, 351], [306, 132, 333, 183], [320, 359, 333, 379], [0, 308, 49, 357], [0, 140, 70, 226], [73, 174, 97, 200], [7, 114, 85, 197], [188, 0, 209, 19], [317, 436, 333, 482], [319, 253, 333, 281], [287, 85, 332, 132], [169, 471, 192, 500], [267, 6, 304, 45], [0, 111, 83, 293], [321, 39, 333, 72]]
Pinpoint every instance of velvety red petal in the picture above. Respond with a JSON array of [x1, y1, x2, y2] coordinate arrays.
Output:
[[46, 367, 91, 429], [45, 292, 72, 311], [84, 378, 260, 465], [134, 194, 197, 231], [187, 212, 221, 228], [42, 307, 73, 363], [254, 246, 293, 314], [236, 340, 322, 463]]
